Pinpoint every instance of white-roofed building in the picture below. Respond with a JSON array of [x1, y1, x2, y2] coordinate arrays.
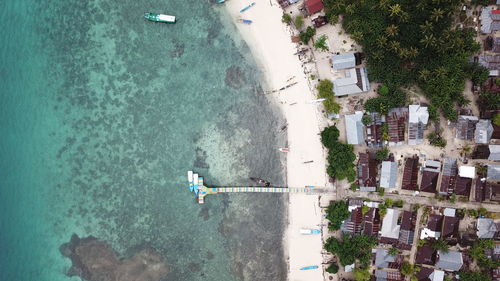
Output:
[[333, 68, 370, 96], [459, 166, 475, 179], [408, 105, 429, 145], [380, 208, 400, 241], [475, 119, 493, 144], [380, 161, 397, 189], [489, 145, 500, 161], [332, 52, 356, 70], [344, 111, 365, 145]]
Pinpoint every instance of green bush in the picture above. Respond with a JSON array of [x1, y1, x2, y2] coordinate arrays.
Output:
[[294, 15, 304, 29], [362, 115, 373, 125], [428, 132, 447, 148], [325, 200, 350, 231], [282, 13, 292, 24], [326, 142, 356, 182], [299, 26, 316, 44], [326, 263, 339, 274], [375, 147, 389, 161], [493, 113, 500, 126], [314, 35, 329, 51], [320, 126, 340, 149]]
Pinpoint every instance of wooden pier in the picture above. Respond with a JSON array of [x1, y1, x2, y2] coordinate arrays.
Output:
[[193, 174, 325, 204]]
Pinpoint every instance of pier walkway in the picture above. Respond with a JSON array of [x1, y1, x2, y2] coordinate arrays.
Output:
[[189, 172, 326, 204]]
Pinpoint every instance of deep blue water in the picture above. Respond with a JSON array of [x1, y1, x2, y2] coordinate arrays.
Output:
[[0, 0, 287, 280]]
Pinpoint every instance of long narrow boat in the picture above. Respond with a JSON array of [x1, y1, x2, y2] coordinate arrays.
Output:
[[299, 228, 321, 235], [300, 265, 319, 270], [144, 12, 176, 23], [188, 171, 194, 192], [237, 18, 253, 24], [217, 0, 226, 3], [240, 2, 256, 13], [193, 173, 199, 194]]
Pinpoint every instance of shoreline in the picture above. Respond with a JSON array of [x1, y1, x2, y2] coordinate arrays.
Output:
[[223, 1, 329, 280]]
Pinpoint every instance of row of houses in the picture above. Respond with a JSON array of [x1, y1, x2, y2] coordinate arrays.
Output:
[[344, 105, 429, 146]]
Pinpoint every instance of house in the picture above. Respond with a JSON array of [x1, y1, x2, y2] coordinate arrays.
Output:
[[435, 250, 463, 271], [366, 112, 384, 148], [455, 115, 478, 140], [421, 214, 443, 239], [475, 178, 487, 202], [402, 155, 419, 190], [415, 245, 437, 265], [304, 0, 324, 15], [357, 151, 378, 191], [345, 111, 365, 145], [489, 145, 500, 161], [362, 207, 381, 237], [453, 165, 475, 197], [380, 161, 398, 189], [488, 182, 500, 202], [472, 145, 491, 159], [380, 209, 401, 244], [492, 268, 500, 281], [374, 249, 398, 268], [488, 165, 500, 180], [478, 55, 500, 76], [374, 270, 404, 281], [442, 216, 460, 243], [485, 36, 500, 53], [333, 67, 370, 96], [476, 218, 500, 239], [341, 207, 363, 236], [312, 16, 328, 28], [332, 52, 356, 70], [416, 267, 445, 281], [475, 119, 494, 144], [420, 160, 441, 193], [440, 158, 458, 195], [408, 105, 429, 145], [397, 211, 416, 250], [387, 107, 408, 146], [480, 7, 500, 34]]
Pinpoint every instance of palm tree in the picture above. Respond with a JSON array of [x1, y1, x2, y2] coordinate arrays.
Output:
[[431, 8, 444, 22], [435, 66, 447, 78], [460, 145, 472, 157], [389, 4, 402, 17], [419, 21, 433, 34], [351, 31, 363, 42], [345, 4, 356, 15], [476, 164, 487, 177], [376, 35, 388, 48], [386, 24, 399, 37], [408, 47, 418, 58], [419, 69, 431, 81], [389, 41, 401, 53], [420, 34, 436, 48]]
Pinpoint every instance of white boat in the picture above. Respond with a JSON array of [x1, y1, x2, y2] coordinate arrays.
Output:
[[279, 147, 290, 152], [188, 171, 194, 192], [193, 173, 199, 194], [300, 228, 321, 235]]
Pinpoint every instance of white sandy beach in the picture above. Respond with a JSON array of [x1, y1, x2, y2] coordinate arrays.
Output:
[[224, 1, 329, 280]]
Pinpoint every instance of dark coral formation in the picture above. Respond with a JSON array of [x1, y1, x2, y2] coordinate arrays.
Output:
[[224, 65, 246, 89], [60, 234, 168, 281]]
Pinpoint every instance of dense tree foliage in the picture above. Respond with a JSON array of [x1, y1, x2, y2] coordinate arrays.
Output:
[[428, 132, 447, 148], [316, 79, 341, 114], [323, 0, 481, 120], [479, 92, 500, 110], [327, 141, 356, 182], [458, 271, 492, 281], [469, 239, 500, 270], [325, 200, 350, 231], [324, 234, 377, 267], [375, 147, 389, 161], [321, 126, 340, 148], [299, 26, 316, 44], [430, 238, 449, 253], [326, 262, 339, 274], [353, 268, 371, 281]]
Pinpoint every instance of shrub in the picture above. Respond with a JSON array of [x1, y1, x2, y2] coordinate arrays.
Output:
[[314, 35, 329, 51], [326, 263, 339, 274], [375, 147, 389, 161], [428, 132, 447, 148], [493, 113, 500, 126], [362, 115, 373, 125], [377, 187, 385, 196], [282, 13, 292, 24], [325, 200, 350, 231], [299, 26, 316, 44], [294, 15, 304, 29]]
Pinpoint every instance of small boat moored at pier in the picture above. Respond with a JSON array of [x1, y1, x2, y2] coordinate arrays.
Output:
[[250, 177, 271, 187], [144, 12, 176, 23]]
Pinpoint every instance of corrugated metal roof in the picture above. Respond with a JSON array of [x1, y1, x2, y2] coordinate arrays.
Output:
[[489, 145, 500, 161], [435, 250, 463, 271], [344, 111, 365, 145], [380, 161, 397, 188], [333, 68, 370, 96], [488, 164, 500, 180], [380, 209, 400, 239], [332, 52, 356, 70], [477, 218, 498, 238], [475, 119, 493, 144]]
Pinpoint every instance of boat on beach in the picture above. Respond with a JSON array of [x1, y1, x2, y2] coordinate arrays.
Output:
[[300, 265, 319, 270], [240, 2, 256, 13], [144, 12, 176, 23], [217, 0, 226, 3], [237, 18, 253, 24], [279, 147, 290, 152], [250, 177, 271, 187], [299, 228, 321, 235], [188, 171, 194, 192]]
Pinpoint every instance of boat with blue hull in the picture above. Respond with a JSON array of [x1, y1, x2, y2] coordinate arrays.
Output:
[[240, 2, 256, 13], [300, 265, 319, 270]]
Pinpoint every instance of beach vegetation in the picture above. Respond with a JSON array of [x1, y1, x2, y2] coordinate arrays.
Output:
[[282, 13, 292, 24], [375, 147, 389, 161], [326, 142, 356, 182], [325, 200, 350, 231], [320, 126, 340, 149], [326, 262, 339, 274], [458, 271, 492, 281], [316, 79, 341, 114], [314, 35, 329, 51], [299, 26, 316, 44], [493, 113, 500, 126], [353, 268, 371, 281], [324, 234, 377, 268], [323, 0, 481, 121], [294, 15, 304, 29]]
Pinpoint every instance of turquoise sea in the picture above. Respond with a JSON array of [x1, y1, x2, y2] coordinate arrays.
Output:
[[0, 0, 287, 280]]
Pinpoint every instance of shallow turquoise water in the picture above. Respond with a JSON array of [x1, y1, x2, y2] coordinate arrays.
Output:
[[0, 0, 287, 280]]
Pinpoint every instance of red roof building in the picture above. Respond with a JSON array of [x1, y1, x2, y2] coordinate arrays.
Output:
[[305, 0, 324, 15]]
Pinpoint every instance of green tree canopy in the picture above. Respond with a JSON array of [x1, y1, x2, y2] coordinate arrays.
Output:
[[326, 262, 339, 274], [458, 271, 492, 281], [299, 26, 316, 44], [294, 15, 304, 29], [324, 234, 377, 267], [321, 126, 340, 149], [493, 113, 500, 126], [326, 142, 356, 182], [314, 35, 329, 51], [325, 200, 350, 231]]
